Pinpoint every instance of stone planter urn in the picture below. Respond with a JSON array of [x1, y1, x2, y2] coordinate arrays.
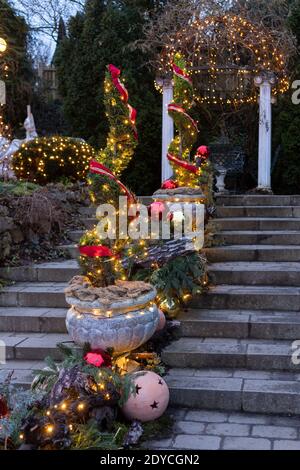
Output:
[[214, 165, 228, 194], [65, 276, 159, 354], [152, 187, 206, 251]]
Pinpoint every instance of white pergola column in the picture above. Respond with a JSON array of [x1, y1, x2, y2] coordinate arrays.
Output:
[[254, 73, 276, 192], [158, 78, 174, 183]]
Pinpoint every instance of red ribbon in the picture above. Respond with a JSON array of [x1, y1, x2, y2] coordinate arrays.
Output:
[[90, 160, 137, 204], [168, 103, 198, 132], [108, 64, 138, 141], [79, 245, 114, 258], [173, 63, 193, 86], [108, 64, 129, 102], [167, 153, 200, 175]]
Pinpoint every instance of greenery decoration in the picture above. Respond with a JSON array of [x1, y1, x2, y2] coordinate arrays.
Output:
[[89, 64, 138, 206], [168, 53, 199, 187], [12, 136, 96, 184], [0, 343, 170, 451], [134, 252, 208, 312]]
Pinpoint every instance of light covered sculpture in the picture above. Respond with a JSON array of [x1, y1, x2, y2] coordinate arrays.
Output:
[[0, 105, 38, 179]]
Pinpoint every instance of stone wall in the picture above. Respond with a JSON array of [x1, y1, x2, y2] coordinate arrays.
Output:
[[0, 183, 90, 266]]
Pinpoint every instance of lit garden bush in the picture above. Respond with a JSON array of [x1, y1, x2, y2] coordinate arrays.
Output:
[[12, 136, 96, 184]]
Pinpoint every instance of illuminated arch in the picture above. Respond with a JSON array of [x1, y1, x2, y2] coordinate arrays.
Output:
[[158, 15, 289, 105]]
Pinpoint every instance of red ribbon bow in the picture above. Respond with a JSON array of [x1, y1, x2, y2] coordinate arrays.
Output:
[[79, 245, 114, 258]]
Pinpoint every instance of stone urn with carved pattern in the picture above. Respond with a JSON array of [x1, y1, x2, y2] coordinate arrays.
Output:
[[65, 276, 159, 354]]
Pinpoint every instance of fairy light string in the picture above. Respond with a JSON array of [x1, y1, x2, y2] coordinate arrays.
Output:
[[156, 14, 289, 106], [167, 53, 201, 187]]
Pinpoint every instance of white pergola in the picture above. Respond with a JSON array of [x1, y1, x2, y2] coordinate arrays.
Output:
[[160, 73, 275, 192], [157, 15, 288, 192]]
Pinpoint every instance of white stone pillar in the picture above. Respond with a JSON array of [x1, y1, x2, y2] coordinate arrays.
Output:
[[158, 79, 174, 183], [254, 73, 276, 192]]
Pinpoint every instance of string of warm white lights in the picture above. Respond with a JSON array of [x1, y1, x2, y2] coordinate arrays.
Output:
[[13, 136, 93, 183], [156, 14, 289, 106]]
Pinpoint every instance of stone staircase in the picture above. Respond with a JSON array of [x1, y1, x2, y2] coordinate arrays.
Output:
[[163, 195, 300, 416], [1, 195, 300, 417]]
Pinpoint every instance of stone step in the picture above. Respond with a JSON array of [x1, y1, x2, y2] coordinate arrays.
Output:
[[162, 338, 298, 372], [82, 218, 98, 230], [216, 206, 300, 218], [0, 283, 68, 308], [81, 201, 152, 229], [1, 332, 73, 360], [59, 244, 79, 259], [78, 206, 96, 217], [0, 260, 79, 283], [70, 222, 300, 245], [205, 245, 300, 263], [216, 231, 300, 245], [77, 197, 151, 216], [216, 195, 300, 207], [166, 368, 300, 415], [0, 360, 48, 389], [216, 218, 300, 231], [5, 282, 297, 312], [68, 230, 84, 243], [190, 285, 300, 311], [179, 309, 300, 340], [0, 307, 67, 333], [209, 262, 300, 286]]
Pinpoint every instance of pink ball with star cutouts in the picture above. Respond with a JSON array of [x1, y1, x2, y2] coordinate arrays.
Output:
[[122, 371, 170, 422]]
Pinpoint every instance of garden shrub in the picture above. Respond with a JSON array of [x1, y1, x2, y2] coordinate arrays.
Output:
[[12, 136, 96, 184]]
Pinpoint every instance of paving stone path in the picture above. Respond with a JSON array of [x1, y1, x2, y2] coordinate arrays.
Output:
[[148, 408, 300, 450]]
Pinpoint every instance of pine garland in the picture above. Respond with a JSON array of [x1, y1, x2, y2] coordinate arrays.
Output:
[[168, 53, 199, 187], [90, 65, 138, 206]]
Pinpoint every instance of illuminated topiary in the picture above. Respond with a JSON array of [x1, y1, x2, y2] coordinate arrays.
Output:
[[12, 136, 96, 184], [168, 53, 200, 188], [89, 65, 138, 206]]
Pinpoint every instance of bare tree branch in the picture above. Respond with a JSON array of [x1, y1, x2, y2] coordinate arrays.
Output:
[[11, 0, 84, 41], [133, 0, 296, 72]]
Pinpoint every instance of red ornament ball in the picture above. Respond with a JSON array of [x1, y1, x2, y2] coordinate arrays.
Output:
[[161, 179, 178, 190], [122, 371, 170, 422], [196, 145, 209, 158], [85, 352, 105, 368], [84, 349, 112, 368]]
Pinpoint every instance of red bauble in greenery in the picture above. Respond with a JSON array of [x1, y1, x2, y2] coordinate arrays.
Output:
[[161, 179, 178, 190], [196, 145, 209, 159], [84, 349, 112, 368]]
